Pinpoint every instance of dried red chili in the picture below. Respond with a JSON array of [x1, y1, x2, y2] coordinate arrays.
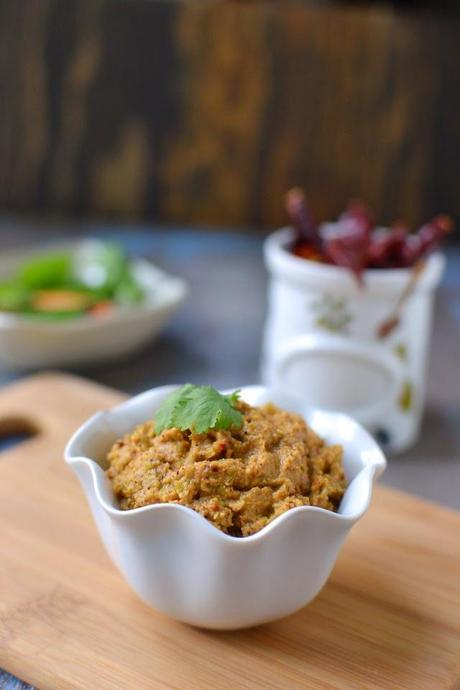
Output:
[[285, 189, 452, 282]]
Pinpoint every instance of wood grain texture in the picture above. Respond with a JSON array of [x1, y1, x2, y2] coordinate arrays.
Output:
[[0, 373, 459, 689], [0, 1, 459, 229]]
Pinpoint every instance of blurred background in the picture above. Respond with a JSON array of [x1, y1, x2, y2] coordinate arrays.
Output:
[[1, 0, 459, 230]]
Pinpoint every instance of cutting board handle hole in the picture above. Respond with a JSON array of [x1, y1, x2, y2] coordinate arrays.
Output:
[[0, 417, 38, 454]]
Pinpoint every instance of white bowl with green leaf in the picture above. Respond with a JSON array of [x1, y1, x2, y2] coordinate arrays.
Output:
[[0, 239, 187, 369], [65, 383, 386, 630]]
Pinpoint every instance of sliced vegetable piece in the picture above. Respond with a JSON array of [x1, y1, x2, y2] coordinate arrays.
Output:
[[115, 271, 145, 305], [0, 282, 31, 312], [73, 242, 127, 297], [19, 252, 72, 289], [31, 289, 92, 313], [88, 300, 114, 317]]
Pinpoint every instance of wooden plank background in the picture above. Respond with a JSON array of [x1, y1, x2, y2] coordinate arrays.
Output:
[[0, 0, 459, 230]]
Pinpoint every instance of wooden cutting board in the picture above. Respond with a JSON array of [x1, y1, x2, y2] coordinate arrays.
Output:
[[0, 373, 459, 690]]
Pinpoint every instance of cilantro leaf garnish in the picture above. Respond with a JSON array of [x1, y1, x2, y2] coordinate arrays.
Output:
[[154, 384, 243, 434]]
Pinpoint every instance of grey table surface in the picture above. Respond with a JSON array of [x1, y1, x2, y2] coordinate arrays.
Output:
[[0, 217, 459, 690]]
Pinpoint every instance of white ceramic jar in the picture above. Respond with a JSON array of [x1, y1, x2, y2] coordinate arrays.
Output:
[[262, 227, 445, 453]]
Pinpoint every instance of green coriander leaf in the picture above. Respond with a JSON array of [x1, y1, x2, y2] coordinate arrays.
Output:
[[154, 384, 243, 434], [154, 384, 195, 433], [225, 389, 241, 406]]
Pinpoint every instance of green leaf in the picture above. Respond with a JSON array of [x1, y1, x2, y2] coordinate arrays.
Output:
[[73, 242, 144, 304], [19, 253, 72, 289], [154, 384, 243, 434], [114, 270, 145, 305], [154, 384, 195, 433], [0, 282, 31, 312], [225, 389, 241, 406], [73, 242, 128, 297]]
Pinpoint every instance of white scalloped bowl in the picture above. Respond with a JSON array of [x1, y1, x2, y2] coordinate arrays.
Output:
[[65, 385, 386, 630]]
